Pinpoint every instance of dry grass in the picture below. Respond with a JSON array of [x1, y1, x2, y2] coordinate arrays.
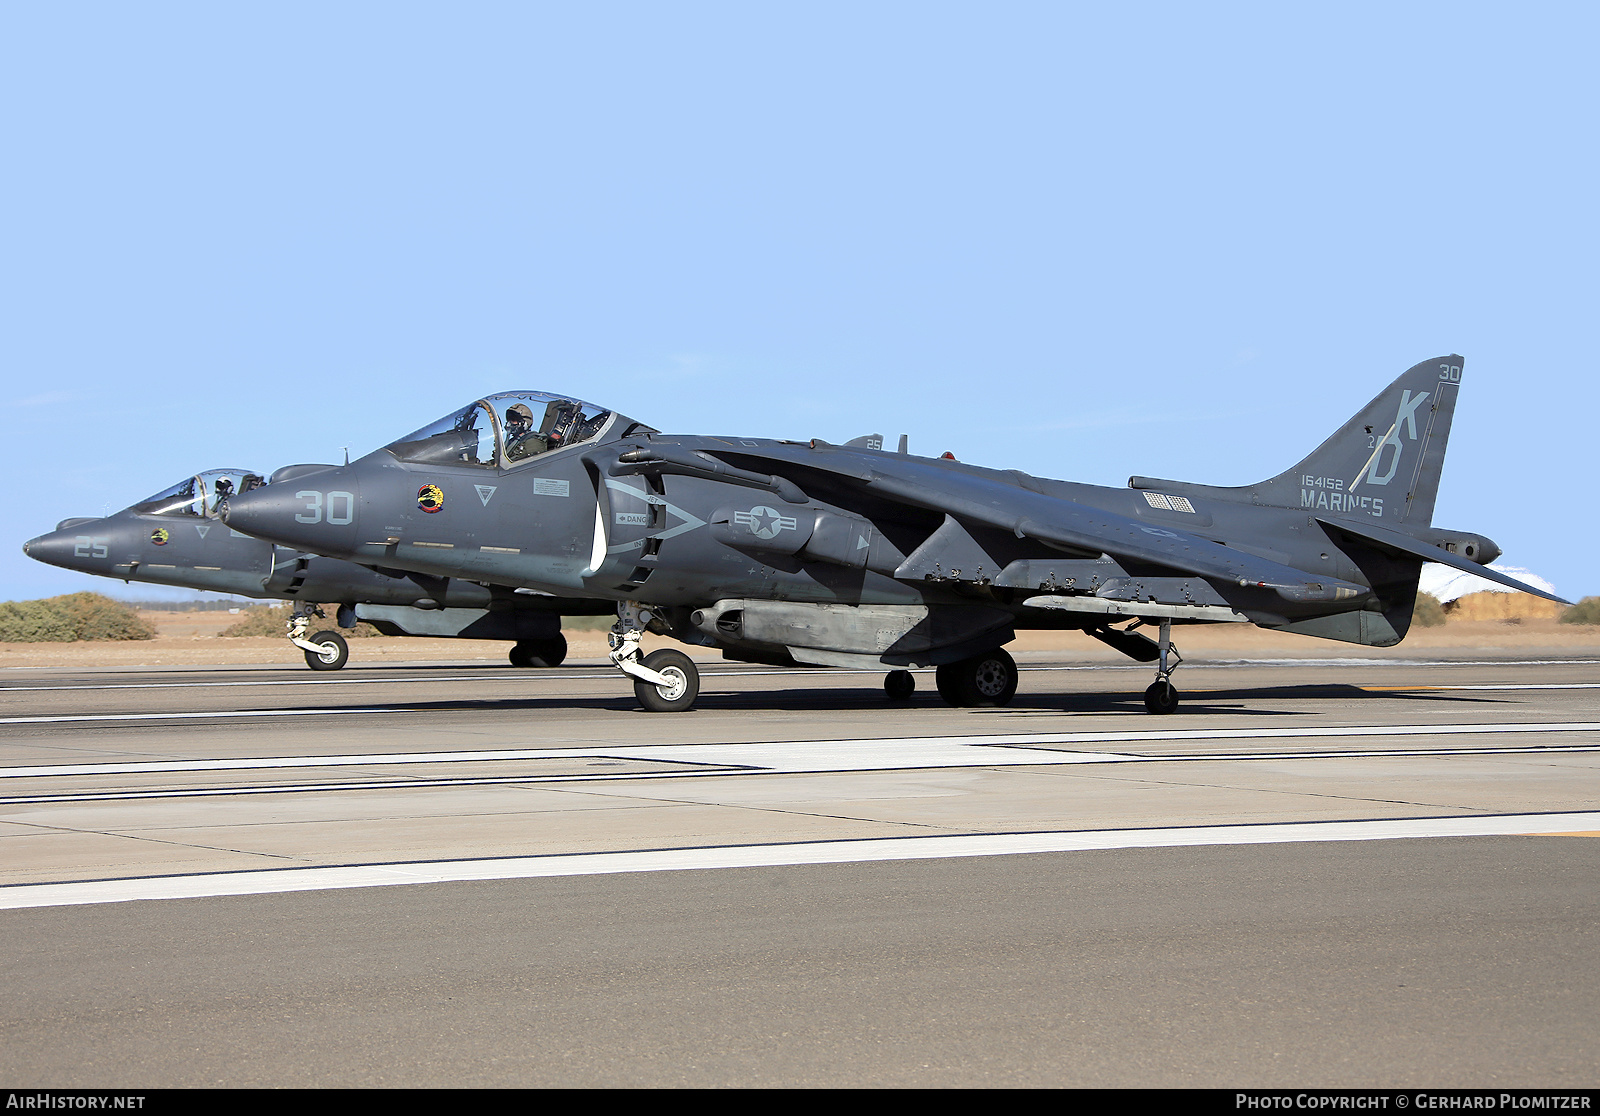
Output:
[[1445, 590, 1567, 623], [0, 593, 156, 642]]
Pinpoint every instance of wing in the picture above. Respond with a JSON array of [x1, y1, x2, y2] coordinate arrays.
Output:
[[682, 442, 1371, 606]]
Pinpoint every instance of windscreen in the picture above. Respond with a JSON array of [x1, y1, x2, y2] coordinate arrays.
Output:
[[132, 476, 202, 517], [384, 402, 498, 467]]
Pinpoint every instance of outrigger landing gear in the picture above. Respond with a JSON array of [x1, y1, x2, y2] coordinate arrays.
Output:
[[1142, 618, 1181, 715], [609, 601, 700, 712], [287, 604, 349, 671]]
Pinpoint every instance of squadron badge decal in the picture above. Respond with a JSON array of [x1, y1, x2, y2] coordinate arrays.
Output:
[[150, 528, 169, 546], [417, 484, 444, 514]]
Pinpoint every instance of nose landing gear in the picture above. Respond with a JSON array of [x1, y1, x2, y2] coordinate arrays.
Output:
[[286, 605, 349, 671], [609, 601, 701, 712]]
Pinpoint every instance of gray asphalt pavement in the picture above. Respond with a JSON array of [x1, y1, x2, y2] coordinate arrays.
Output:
[[1, 653, 1596, 1086]]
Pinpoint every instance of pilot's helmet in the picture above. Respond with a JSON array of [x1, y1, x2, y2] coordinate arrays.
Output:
[[506, 403, 534, 430]]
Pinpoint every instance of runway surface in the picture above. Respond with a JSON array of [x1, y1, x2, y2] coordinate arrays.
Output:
[[1, 651, 1596, 1086]]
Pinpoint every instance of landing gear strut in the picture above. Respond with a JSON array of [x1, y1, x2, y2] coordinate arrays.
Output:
[[1142, 618, 1181, 715], [609, 601, 700, 712], [287, 604, 349, 671]]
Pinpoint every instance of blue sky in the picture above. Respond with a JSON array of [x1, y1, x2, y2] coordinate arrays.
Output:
[[4, 2, 1595, 601]]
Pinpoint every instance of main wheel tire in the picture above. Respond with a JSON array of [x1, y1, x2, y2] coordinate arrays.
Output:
[[304, 630, 349, 671], [1144, 680, 1180, 715], [935, 649, 1019, 707], [960, 648, 1018, 706], [529, 634, 567, 668], [884, 669, 915, 701], [934, 663, 964, 706], [633, 649, 699, 713], [509, 635, 568, 668]]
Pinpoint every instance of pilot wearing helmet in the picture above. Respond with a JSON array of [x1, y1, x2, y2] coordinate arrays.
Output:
[[504, 402, 548, 460]]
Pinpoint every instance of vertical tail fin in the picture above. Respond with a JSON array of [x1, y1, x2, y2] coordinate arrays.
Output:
[[1248, 355, 1462, 526], [1130, 355, 1463, 526]]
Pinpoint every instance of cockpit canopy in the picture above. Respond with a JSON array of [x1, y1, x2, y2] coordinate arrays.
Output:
[[132, 469, 265, 519], [383, 391, 642, 469]]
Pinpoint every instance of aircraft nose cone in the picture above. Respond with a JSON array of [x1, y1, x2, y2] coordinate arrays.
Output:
[[219, 486, 294, 538], [223, 469, 360, 556], [22, 530, 80, 570]]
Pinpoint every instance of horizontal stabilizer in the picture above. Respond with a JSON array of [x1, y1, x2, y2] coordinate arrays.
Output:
[[1317, 517, 1570, 604]]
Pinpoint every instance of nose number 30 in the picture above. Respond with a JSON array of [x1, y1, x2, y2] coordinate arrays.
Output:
[[294, 490, 356, 525]]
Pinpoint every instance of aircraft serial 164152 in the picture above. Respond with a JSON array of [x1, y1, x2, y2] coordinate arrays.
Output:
[[219, 356, 1565, 713]]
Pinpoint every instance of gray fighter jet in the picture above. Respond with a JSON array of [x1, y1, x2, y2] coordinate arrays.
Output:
[[23, 467, 605, 668], [219, 357, 1566, 711]]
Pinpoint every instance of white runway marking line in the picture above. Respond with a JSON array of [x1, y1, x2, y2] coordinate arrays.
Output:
[[0, 708, 405, 725], [3, 721, 1598, 804], [3, 811, 1596, 911], [0, 669, 823, 693]]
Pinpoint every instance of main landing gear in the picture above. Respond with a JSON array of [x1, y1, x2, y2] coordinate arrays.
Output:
[[509, 634, 568, 668], [884, 669, 916, 701], [1141, 618, 1182, 715], [609, 601, 700, 712], [287, 605, 349, 671], [935, 647, 1018, 707]]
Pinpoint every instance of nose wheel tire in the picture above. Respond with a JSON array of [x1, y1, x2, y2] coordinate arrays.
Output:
[[1144, 680, 1180, 715], [304, 631, 349, 671], [884, 669, 915, 701], [633, 649, 699, 713], [935, 648, 1018, 707], [509, 634, 568, 668]]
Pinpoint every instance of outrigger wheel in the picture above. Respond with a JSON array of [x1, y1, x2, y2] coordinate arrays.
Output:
[[934, 647, 1018, 707], [1142, 618, 1182, 714], [509, 634, 568, 668], [304, 630, 349, 671], [1144, 680, 1180, 715]]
